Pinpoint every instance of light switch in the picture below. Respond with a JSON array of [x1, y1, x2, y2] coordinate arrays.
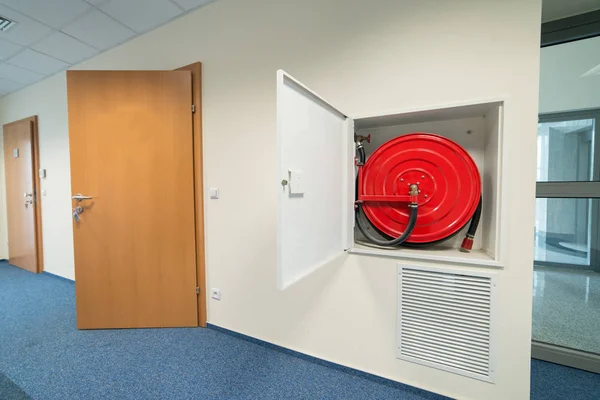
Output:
[[12, 148, 18, 158], [289, 169, 304, 195], [209, 188, 219, 199], [39, 169, 46, 179]]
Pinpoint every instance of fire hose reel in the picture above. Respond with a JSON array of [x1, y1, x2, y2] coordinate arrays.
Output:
[[355, 133, 482, 252]]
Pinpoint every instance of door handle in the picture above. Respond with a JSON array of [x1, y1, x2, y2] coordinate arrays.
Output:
[[24, 192, 33, 197], [72, 194, 93, 202]]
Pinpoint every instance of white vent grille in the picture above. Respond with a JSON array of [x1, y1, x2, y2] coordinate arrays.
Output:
[[397, 265, 495, 382], [0, 15, 16, 32]]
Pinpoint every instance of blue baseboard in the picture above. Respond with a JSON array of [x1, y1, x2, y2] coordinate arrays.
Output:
[[206, 323, 449, 399], [43, 271, 74, 283]]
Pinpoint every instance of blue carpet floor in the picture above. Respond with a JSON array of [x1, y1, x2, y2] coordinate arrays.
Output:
[[1, 262, 599, 400]]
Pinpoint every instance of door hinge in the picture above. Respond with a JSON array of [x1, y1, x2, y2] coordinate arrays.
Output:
[[192, 104, 196, 113], [196, 287, 200, 295]]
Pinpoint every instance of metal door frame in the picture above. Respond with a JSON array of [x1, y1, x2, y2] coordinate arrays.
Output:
[[533, 108, 600, 373]]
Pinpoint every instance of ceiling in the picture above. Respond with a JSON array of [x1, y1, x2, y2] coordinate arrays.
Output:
[[0, 0, 214, 97], [1, 1, 599, 98], [542, 0, 600, 22]]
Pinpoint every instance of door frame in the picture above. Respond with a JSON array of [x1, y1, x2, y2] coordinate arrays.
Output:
[[176, 62, 207, 327], [532, 342, 600, 374], [2, 115, 44, 273], [532, 108, 600, 372]]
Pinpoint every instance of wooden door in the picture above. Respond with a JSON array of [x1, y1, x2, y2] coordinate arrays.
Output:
[[3, 119, 38, 273], [67, 71, 198, 329]]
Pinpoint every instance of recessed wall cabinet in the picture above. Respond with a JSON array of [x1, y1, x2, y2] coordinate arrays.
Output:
[[277, 70, 505, 289]]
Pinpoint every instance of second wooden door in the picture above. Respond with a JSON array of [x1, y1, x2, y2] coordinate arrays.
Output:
[[3, 118, 39, 273]]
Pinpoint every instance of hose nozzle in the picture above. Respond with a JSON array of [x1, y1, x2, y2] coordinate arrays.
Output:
[[460, 234, 474, 252]]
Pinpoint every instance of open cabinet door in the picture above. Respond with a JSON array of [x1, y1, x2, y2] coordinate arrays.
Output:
[[277, 70, 354, 290]]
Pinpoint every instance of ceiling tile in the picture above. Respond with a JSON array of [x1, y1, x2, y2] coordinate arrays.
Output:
[[0, 62, 44, 84], [99, 0, 182, 33], [7, 49, 69, 75], [0, 77, 24, 95], [32, 32, 98, 64], [61, 9, 135, 50], [0, 4, 54, 46], [171, 0, 214, 11], [0, 38, 22, 60], [0, 0, 92, 29]]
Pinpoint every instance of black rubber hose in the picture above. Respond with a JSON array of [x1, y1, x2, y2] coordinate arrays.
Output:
[[467, 198, 482, 237], [357, 146, 366, 165], [355, 203, 418, 246]]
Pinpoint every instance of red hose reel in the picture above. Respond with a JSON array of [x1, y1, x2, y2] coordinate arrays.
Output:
[[356, 133, 481, 249]]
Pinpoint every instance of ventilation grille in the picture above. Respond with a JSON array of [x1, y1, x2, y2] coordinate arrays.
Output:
[[397, 265, 494, 382], [0, 15, 16, 32]]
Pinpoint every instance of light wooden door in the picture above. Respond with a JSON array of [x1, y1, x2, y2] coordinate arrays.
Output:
[[3, 119, 38, 273], [67, 71, 198, 329]]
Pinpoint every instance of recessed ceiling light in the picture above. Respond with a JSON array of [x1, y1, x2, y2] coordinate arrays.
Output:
[[0, 15, 17, 32], [581, 63, 600, 78]]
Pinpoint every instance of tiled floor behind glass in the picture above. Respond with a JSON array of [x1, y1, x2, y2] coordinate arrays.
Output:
[[533, 266, 600, 354]]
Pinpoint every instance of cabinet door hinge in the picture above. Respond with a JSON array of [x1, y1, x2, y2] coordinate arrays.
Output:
[[192, 104, 196, 113], [196, 287, 200, 295]]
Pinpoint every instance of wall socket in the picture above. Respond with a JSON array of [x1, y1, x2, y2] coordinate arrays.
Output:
[[211, 288, 221, 301]]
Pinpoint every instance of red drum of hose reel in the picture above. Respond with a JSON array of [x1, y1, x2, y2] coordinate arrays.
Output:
[[360, 133, 481, 244]]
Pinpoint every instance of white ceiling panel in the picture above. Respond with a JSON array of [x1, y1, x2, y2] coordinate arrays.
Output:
[[0, 77, 24, 95], [0, 0, 220, 97], [0, 0, 92, 29], [32, 32, 98, 64], [99, 0, 183, 33], [0, 38, 22, 60], [61, 9, 135, 50], [171, 0, 214, 11], [0, 62, 44, 84], [0, 4, 53, 46], [7, 49, 69, 75]]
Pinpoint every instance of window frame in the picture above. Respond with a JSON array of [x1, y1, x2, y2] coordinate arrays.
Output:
[[536, 109, 600, 272]]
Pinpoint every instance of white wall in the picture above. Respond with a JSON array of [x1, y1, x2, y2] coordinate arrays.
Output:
[[539, 35, 600, 113], [0, 0, 541, 399]]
